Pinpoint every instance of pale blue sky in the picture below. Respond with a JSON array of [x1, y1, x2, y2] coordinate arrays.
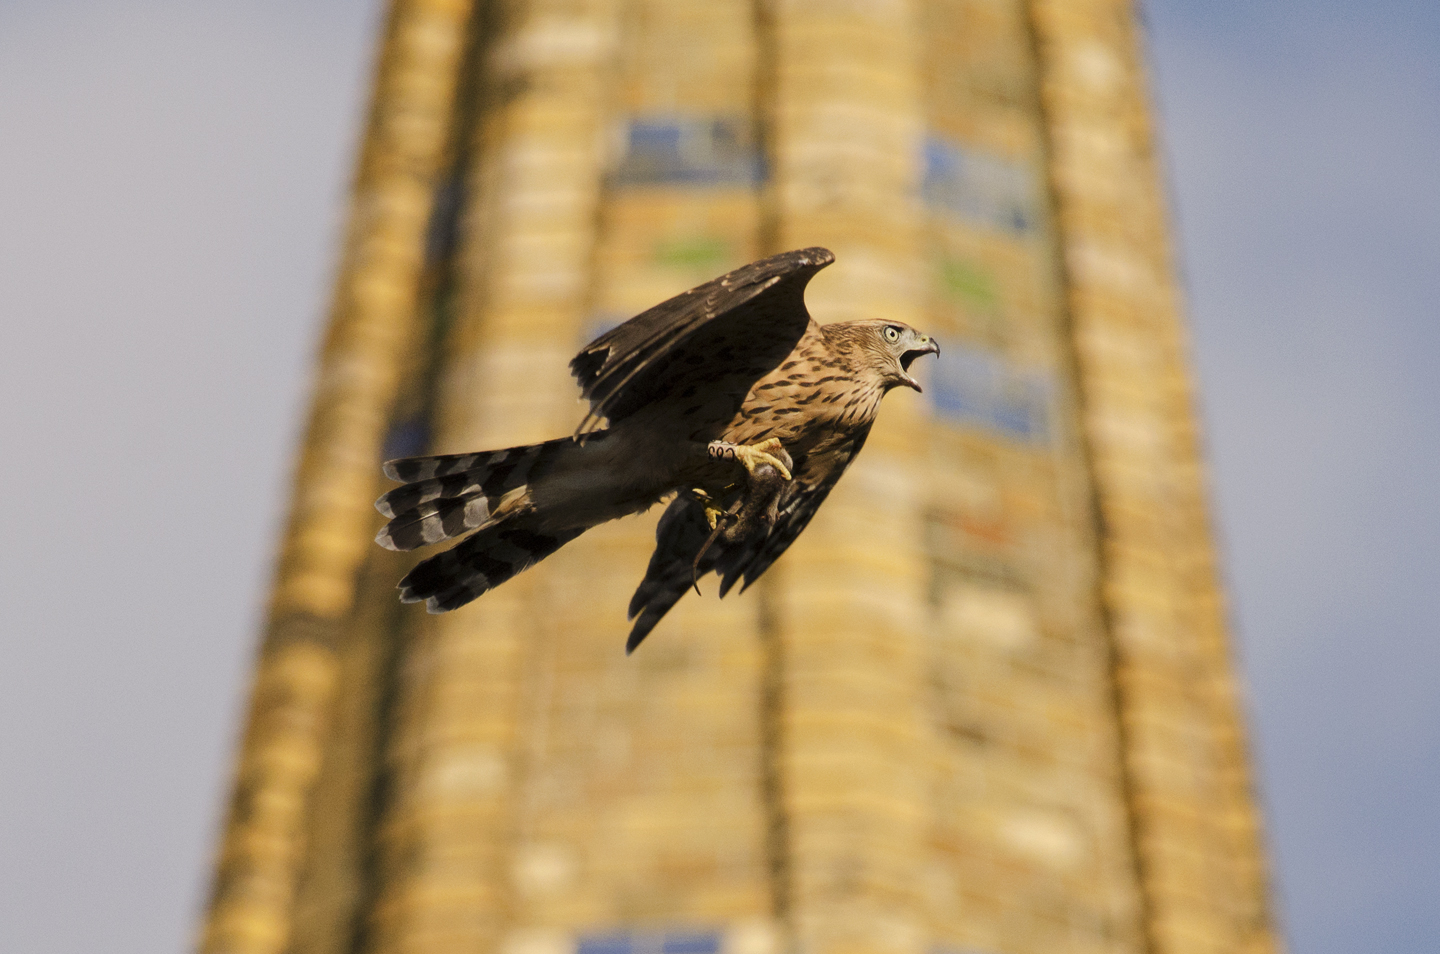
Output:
[[1148, 3, 1440, 950], [0, 3, 1434, 953]]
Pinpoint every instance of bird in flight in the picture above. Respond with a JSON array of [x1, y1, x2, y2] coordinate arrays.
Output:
[[375, 247, 939, 651]]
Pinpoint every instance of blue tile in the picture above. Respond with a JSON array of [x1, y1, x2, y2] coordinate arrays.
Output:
[[923, 136, 1039, 236], [576, 934, 633, 954], [661, 932, 721, 954], [574, 928, 723, 954], [930, 344, 1054, 444], [611, 117, 765, 187]]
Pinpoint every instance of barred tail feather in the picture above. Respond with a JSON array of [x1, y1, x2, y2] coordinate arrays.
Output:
[[375, 438, 571, 551], [376, 469, 486, 520], [375, 494, 495, 551], [383, 448, 505, 483], [399, 520, 585, 613]]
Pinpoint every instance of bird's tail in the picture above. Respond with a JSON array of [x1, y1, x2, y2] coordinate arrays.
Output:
[[398, 518, 584, 612], [375, 438, 573, 551], [375, 437, 584, 613]]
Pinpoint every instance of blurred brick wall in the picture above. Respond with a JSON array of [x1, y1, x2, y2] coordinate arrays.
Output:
[[205, 2, 1280, 954]]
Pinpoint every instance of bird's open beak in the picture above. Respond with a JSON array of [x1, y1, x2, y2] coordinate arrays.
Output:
[[899, 337, 940, 392]]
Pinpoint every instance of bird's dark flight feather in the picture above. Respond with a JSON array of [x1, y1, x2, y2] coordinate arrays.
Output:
[[624, 433, 864, 652], [570, 247, 834, 436]]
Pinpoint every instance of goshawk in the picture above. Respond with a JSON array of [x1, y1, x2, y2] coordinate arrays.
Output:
[[375, 247, 939, 651]]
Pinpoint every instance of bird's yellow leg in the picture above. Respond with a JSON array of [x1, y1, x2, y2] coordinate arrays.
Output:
[[688, 487, 731, 530], [706, 437, 793, 481]]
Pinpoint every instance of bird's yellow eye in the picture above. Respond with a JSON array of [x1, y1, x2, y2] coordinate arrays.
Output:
[[884, 326, 900, 342]]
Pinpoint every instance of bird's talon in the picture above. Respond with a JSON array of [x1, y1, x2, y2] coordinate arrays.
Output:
[[707, 438, 793, 481], [748, 438, 793, 480], [689, 487, 728, 529]]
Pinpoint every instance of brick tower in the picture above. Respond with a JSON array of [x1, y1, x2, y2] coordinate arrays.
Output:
[[199, 2, 1281, 954]]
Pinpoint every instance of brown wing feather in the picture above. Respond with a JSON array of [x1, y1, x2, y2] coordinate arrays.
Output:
[[624, 433, 866, 651], [722, 434, 866, 594], [569, 246, 834, 436]]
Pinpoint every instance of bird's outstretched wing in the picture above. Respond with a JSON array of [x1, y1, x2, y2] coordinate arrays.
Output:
[[569, 247, 834, 437], [720, 448, 857, 595], [624, 433, 866, 652]]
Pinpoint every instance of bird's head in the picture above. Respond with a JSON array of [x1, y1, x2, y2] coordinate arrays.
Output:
[[835, 319, 941, 393]]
